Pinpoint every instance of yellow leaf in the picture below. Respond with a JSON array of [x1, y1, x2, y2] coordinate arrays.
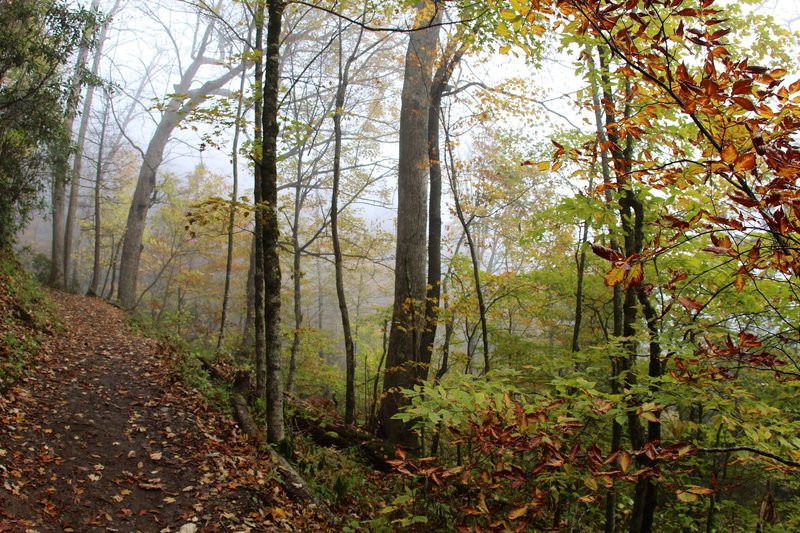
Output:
[[508, 506, 528, 520], [733, 152, 756, 172], [604, 266, 626, 287], [687, 485, 715, 495], [499, 9, 517, 20], [584, 476, 598, 491], [270, 507, 286, 520], [496, 23, 511, 38], [677, 491, 699, 503], [537, 161, 550, 171], [499, 44, 511, 55], [625, 263, 643, 288]]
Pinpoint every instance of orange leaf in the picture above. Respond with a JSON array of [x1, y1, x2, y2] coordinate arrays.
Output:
[[733, 152, 756, 172], [721, 144, 738, 164], [625, 263, 644, 288]]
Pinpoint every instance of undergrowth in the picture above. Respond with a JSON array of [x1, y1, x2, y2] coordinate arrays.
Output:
[[0, 252, 58, 392]]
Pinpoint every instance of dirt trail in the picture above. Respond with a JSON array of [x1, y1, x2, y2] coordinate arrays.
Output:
[[0, 292, 310, 532]]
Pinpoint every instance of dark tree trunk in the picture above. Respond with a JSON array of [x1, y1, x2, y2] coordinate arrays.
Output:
[[419, 35, 469, 382], [331, 22, 363, 425], [261, 0, 286, 446], [51, 18, 93, 289], [378, 0, 442, 447]]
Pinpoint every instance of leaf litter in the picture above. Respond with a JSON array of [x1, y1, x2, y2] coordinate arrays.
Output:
[[0, 291, 331, 531]]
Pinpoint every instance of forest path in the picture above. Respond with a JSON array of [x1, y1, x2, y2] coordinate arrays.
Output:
[[0, 291, 311, 532]]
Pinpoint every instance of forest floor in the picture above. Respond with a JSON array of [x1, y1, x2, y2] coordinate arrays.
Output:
[[0, 291, 330, 532]]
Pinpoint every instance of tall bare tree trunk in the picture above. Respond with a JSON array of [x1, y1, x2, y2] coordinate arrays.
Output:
[[117, 19, 242, 309], [51, 18, 93, 288], [253, 2, 267, 403], [261, 0, 286, 446], [64, 0, 104, 290], [587, 49, 625, 533], [378, 0, 442, 447], [419, 35, 469, 379]]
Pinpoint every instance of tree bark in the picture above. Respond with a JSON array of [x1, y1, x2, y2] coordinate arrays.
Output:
[[87, 97, 108, 297], [598, 46, 659, 533], [64, 0, 104, 290], [117, 19, 243, 309], [216, 64, 248, 354], [261, 0, 286, 446], [51, 17, 93, 289], [332, 21, 364, 426], [378, 0, 441, 448], [419, 35, 469, 382], [252, 2, 267, 405]]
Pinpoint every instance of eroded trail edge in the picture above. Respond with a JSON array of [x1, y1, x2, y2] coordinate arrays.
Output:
[[0, 292, 315, 532]]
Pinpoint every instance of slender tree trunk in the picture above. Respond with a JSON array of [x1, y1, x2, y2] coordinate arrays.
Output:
[[571, 221, 589, 353], [369, 319, 389, 432], [87, 98, 108, 297], [378, 0, 442, 447], [597, 46, 659, 533], [588, 55, 626, 533], [64, 0, 104, 289], [242, 233, 256, 352], [445, 128, 490, 375], [216, 65, 248, 353], [51, 18, 93, 289], [332, 20, 364, 426], [287, 164, 302, 395], [261, 0, 286, 446], [253, 2, 267, 404]]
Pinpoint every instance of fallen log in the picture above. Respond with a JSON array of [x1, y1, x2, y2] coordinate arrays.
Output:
[[287, 404, 395, 472], [229, 374, 337, 524]]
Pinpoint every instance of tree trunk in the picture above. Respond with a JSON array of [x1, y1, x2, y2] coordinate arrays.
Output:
[[253, 2, 267, 404], [332, 21, 364, 426], [378, 0, 441, 447], [51, 18, 93, 289], [445, 128, 489, 375], [216, 65, 248, 353], [419, 35, 469, 382], [287, 152, 304, 396], [597, 46, 659, 533], [87, 98, 108, 297], [117, 20, 242, 309], [64, 0, 104, 290], [261, 0, 286, 446]]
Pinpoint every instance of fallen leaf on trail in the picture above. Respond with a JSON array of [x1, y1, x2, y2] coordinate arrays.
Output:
[[87, 473, 101, 481], [178, 523, 198, 533], [138, 479, 164, 490], [149, 451, 162, 460]]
